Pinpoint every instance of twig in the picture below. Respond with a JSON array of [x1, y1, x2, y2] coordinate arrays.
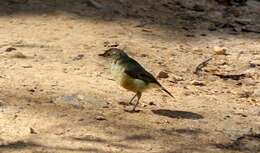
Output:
[[213, 73, 246, 80], [194, 57, 213, 75]]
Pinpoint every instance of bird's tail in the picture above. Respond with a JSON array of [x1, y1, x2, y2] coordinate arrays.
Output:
[[160, 86, 174, 98]]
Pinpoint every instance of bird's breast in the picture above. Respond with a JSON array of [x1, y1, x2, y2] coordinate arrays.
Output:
[[111, 63, 154, 92]]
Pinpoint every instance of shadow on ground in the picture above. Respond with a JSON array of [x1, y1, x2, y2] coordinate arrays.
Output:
[[152, 109, 204, 119], [1, 0, 259, 37]]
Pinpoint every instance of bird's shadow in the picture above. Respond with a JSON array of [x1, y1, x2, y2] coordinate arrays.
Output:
[[152, 109, 204, 120]]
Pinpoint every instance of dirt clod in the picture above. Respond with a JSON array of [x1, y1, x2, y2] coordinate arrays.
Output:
[[5, 47, 17, 52], [191, 80, 206, 86], [95, 115, 106, 121], [213, 46, 227, 55], [157, 71, 169, 79], [29, 127, 37, 134]]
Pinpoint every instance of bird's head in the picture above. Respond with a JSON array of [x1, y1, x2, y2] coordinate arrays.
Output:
[[99, 48, 127, 60]]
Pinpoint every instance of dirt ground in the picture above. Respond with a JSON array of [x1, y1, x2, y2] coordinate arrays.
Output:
[[0, 0, 259, 153]]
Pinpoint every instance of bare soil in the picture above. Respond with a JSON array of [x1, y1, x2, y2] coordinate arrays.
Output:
[[0, 0, 259, 153]]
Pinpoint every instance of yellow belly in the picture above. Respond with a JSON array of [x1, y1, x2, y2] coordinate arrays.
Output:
[[111, 64, 154, 92]]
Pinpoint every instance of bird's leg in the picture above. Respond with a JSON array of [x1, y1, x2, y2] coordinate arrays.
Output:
[[132, 92, 142, 112], [129, 93, 137, 105]]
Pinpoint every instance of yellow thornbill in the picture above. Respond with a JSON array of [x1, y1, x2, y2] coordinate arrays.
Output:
[[99, 48, 174, 112]]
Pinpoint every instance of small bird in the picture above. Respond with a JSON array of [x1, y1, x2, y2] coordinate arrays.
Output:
[[99, 48, 174, 112]]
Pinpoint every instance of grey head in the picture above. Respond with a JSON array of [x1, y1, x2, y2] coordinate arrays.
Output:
[[99, 48, 128, 60]]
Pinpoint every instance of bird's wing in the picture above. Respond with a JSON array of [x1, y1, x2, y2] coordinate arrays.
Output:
[[123, 57, 174, 98], [123, 58, 160, 85]]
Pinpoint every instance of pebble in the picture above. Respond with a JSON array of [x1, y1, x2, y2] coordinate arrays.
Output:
[[149, 101, 156, 105], [191, 80, 206, 86], [30, 127, 37, 134], [213, 46, 227, 55], [157, 71, 169, 79], [95, 116, 106, 121], [78, 118, 84, 121], [5, 47, 16, 52], [140, 54, 148, 57]]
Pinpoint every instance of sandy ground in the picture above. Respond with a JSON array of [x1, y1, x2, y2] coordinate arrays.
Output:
[[0, 0, 259, 153]]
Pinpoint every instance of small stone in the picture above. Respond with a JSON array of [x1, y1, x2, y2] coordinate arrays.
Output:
[[140, 54, 148, 57], [78, 118, 84, 121], [157, 71, 169, 79], [5, 47, 16, 52], [95, 116, 106, 121], [149, 101, 156, 105], [191, 80, 206, 86], [213, 46, 227, 55], [249, 60, 260, 67], [30, 128, 37, 134], [224, 115, 231, 119], [28, 89, 35, 93]]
